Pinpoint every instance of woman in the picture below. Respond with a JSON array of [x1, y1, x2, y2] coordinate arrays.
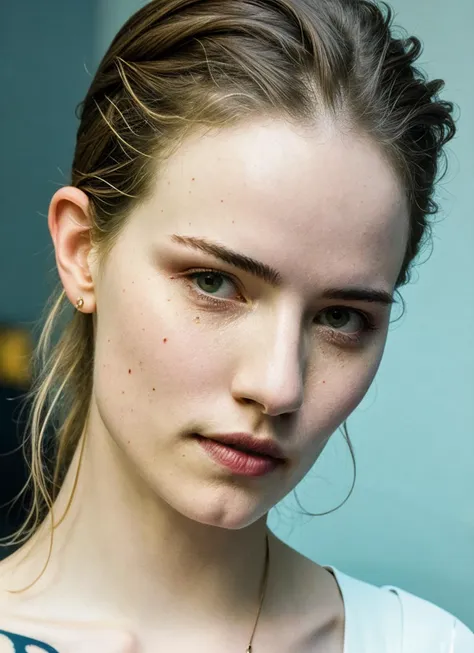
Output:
[[0, 0, 472, 651]]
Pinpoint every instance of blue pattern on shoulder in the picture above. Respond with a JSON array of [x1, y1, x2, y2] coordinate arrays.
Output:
[[0, 629, 60, 652]]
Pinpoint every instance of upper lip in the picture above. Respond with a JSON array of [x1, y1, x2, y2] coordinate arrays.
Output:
[[201, 433, 287, 461]]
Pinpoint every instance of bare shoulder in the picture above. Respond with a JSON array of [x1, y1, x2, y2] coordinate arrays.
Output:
[[0, 613, 137, 653], [0, 571, 137, 653], [267, 532, 345, 652]]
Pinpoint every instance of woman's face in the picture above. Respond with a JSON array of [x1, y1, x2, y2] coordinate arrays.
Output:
[[88, 118, 408, 529]]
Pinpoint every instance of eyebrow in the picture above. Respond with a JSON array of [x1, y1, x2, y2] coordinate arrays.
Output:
[[169, 234, 395, 306]]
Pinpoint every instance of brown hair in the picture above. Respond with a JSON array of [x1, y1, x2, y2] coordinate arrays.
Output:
[[2, 0, 455, 584]]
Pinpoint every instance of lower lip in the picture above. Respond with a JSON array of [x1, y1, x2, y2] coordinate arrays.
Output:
[[195, 436, 281, 477]]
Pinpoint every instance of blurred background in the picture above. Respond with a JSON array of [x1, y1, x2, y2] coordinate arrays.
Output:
[[1, 0, 473, 628]]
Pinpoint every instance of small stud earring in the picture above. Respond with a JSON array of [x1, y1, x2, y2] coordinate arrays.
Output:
[[75, 297, 85, 311]]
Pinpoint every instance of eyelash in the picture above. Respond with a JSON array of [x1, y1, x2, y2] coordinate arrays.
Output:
[[182, 268, 379, 346]]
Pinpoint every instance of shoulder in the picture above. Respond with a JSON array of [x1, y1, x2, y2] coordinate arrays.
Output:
[[326, 565, 474, 653]]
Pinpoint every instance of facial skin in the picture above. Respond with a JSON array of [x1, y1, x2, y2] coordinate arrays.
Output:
[[86, 118, 407, 529], [0, 118, 408, 645]]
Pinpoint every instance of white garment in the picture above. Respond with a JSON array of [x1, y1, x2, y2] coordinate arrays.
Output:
[[324, 565, 474, 652]]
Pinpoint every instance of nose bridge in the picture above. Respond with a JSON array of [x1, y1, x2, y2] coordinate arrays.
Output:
[[232, 305, 306, 416]]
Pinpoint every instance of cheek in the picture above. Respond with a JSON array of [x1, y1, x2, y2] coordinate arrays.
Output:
[[92, 290, 230, 432], [302, 344, 385, 440]]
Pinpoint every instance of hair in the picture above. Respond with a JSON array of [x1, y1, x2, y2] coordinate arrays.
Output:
[[1, 0, 455, 588]]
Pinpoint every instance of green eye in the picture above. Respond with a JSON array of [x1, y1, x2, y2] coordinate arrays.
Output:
[[184, 269, 244, 305]]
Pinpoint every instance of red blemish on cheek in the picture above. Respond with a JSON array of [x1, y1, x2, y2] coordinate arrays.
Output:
[[163, 338, 168, 343]]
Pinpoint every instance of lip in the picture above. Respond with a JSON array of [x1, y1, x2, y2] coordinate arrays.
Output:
[[197, 433, 287, 461]]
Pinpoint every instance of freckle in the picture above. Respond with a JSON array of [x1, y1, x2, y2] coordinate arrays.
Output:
[[169, 276, 175, 279], [122, 391, 125, 394], [163, 338, 168, 343], [220, 199, 224, 203], [192, 177, 195, 181], [322, 380, 326, 384], [194, 316, 200, 323], [122, 288, 126, 293]]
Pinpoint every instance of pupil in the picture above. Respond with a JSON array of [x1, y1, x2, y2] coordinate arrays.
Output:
[[201, 273, 221, 292], [329, 309, 347, 327]]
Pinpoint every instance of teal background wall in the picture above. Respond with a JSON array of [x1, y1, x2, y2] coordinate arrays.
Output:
[[2, 0, 472, 629], [0, 0, 97, 324]]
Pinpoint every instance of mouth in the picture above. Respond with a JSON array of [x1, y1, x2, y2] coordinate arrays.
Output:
[[193, 433, 286, 461], [193, 434, 284, 477]]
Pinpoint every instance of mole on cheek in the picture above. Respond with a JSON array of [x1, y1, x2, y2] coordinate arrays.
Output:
[[163, 338, 168, 343], [128, 369, 132, 374]]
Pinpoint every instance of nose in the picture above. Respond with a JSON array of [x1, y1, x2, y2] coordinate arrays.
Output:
[[231, 310, 306, 417]]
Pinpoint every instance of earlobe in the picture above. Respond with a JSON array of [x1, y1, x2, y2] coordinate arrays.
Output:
[[48, 186, 96, 313]]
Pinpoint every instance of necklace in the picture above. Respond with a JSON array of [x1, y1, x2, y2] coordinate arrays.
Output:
[[246, 533, 270, 653]]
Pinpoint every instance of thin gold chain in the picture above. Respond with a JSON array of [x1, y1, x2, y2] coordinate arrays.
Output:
[[246, 533, 270, 653]]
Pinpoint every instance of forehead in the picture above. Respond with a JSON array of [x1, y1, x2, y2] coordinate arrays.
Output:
[[142, 119, 408, 292]]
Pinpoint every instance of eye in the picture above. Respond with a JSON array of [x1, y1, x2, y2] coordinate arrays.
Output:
[[319, 307, 364, 332], [184, 269, 244, 305], [316, 307, 378, 345]]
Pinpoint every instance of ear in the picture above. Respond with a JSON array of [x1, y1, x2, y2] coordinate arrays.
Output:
[[48, 186, 96, 313]]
